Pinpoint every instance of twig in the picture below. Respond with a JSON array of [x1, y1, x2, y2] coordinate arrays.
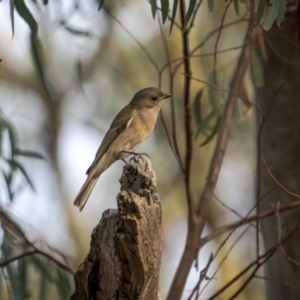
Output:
[[0, 251, 36, 267], [104, 8, 161, 75], [200, 200, 300, 246], [261, 155, 300, 199], [255, 275, 300, 293]]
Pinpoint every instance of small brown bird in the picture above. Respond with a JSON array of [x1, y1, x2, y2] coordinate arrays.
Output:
[[74, 87, 171, 211]]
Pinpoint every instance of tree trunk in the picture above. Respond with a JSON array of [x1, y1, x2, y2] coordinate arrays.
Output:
[[256, 12, 300, 299], [70, 155, 164, 300]]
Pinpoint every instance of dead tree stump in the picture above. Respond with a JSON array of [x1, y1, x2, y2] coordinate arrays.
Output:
[[70, 155, 164, 300]]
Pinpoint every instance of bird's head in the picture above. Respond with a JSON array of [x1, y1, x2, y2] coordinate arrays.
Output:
[[130, 87, 171, 110]]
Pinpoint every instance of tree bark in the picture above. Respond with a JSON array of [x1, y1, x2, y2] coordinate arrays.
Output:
[[70, 155, 164, 300], [256, 13, 300, 299]]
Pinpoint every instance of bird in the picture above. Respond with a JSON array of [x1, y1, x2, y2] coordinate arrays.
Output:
[[74, 87, 171, 211]]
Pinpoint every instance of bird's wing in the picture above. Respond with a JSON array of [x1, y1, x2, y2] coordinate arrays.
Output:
[[86, 105, 133, 175]]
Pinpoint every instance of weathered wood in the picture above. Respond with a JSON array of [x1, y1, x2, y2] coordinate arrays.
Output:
[[70, 155, 163, 300]]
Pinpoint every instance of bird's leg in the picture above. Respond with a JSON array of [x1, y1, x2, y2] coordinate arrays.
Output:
[[120, 150, 149, 157]]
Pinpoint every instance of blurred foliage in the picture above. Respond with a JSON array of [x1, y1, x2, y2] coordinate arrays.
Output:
[[0, 114, 44, 201], [0, 114, 74, 299]]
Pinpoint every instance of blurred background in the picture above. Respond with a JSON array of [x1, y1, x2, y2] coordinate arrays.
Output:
[[0, 0, 263, 299]]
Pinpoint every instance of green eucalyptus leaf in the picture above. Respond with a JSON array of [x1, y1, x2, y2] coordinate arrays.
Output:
[[2, 171, 14, 201], [251, 51, 264, 87], [184, 0, 196, 28], [10, 0, 15, 37], [195, 109, 218, 139], [200, 115, 221, 146], [39, 273, 48, 300], [207, 0, 214, 12], [262, 0, 279, 31], [169, 0, 178, 33], [150, 0, 157, 19], [255, 0, 267, 26], [276, 0, 286, 26], [193, 89, 203, 127], [3, 120, 17, 158], [161, 0, 169, 23], [233, 0, 239, 15], [14, 148, 44, 160], [98, 0, 105, 10], [56, 269, 71, 300], [7, 159, 35, 191], [64, 25, 90, 36]]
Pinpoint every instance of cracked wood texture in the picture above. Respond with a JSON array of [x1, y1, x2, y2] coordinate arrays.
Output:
[[70, 155, 164, 300]]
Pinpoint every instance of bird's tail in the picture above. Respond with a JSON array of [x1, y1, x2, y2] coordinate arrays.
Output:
[[74, 176, 98, 211]]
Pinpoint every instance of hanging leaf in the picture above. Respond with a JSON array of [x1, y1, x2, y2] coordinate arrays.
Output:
[[10, 0, 15, 37], [150, 0, 157, 19], [276, 0, 286, 26], [207, 0, 214, 12], [184, 0, 196, 28], [199, 115, 221, 147], [161, 0, 169, 24], [7, 159, 35, 191], [56, 269, 71, 300], [262, 0, 279, 31], [251, 51, 264, 87], [169, 0, 178, 33], [63, 25, 90, 36], [233, 0, 239, 15], [3, 120, 17, 158], [255, 0, 266, 26], [195, 109, 218, 139], [39, 273, 48, 300], [98, 0, 105, 10], [2, 171, 14, 201], [14, 148, 45, 160], [193, 89, 203, 127]]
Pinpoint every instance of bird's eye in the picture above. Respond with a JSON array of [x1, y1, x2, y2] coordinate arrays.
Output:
[[151, 96, 158, 101]]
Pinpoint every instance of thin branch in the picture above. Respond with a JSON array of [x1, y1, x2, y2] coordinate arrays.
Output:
[[104, 8, 161, 75], [255, 275, 300, 293], [0, 251, 36, 267], [261, 155, 300, 199], [200, 200, 300, 246]]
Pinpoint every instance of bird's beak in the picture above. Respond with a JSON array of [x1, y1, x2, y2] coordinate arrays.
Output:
[[163, 93, 171, 99]]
